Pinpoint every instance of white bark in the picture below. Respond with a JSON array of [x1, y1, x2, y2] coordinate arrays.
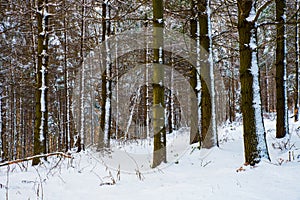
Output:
[[283, 6, 288, 134], [80, 0, 86, 148], [104, 36, 111, 145]]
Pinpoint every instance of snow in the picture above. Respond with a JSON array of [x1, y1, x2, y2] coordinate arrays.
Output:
[[40, 64, 46, 142], [1, 118, 300, 200], [157, 18, 163, 24], [40, 64, 46, 112], [246, 2, 256, 22], [159, 46, 163, 64]]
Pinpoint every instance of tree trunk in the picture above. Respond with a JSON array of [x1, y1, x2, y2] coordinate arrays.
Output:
[[189, 0, 200, 144], [237, 0, 270, 165], [199, 0, 217, 148], [33, 0, 49, 165], [294, 0, 299, 122], [98, 1, 112, 150], [63, 2, 70, 151], [77, 0, 87, 153], [0, 86, 8, 161], [152, 0, 166, 168], [276, 0, 288, 138]]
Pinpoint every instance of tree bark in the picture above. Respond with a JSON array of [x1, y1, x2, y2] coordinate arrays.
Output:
[[152, 0, 166, 168], [237, 0, 270, 165], [189, 0, 200, 144], [276, 0, 288, 138], [33, 0, 49, 166], [0, 87, 8, 161], [199, 0, 217, 148], [294, 0, 299, 122]]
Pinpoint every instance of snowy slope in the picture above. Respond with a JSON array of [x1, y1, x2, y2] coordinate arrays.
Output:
[[0, 118, 300, 200]]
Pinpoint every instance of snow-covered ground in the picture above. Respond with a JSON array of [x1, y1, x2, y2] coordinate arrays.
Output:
[[1, 118, 300, 200]]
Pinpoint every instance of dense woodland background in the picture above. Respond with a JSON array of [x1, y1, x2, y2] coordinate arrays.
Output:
[[0, 0, 299, 167]]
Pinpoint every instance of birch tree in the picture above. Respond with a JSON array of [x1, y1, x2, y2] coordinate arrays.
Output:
[[237, 0, 270, 165]]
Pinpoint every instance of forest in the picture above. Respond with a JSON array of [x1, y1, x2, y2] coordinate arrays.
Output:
[[0, 0, 300, 199]]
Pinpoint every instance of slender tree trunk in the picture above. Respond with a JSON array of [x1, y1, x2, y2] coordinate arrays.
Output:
[[294, 0, 299, 122], [63, 2, 70, 151], [230, 71, 236, 122], [152, 0, 166, 168], [78, 0, 86, 152], [276, 0, 288, 138], [106, 2, 112, 147], [2, 90, 8, 161], [99, 1, 107, 147], [0, 86, 7, 161], [237, 0, 270, 165], [104, 30, 112, 148], [33, 0, 49, 165]]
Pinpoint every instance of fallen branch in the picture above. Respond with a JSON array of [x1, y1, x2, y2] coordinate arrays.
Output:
[[0, 152, 72, 167]]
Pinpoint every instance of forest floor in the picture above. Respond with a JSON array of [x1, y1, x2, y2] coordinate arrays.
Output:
[[1, 117, 300, 200]]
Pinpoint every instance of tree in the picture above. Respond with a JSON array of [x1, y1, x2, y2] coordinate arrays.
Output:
[[237, 0, 270, 165], [199, 0, 217, 148], [295, 0, 300, 122], [276, 0, 288, 138], [98, 1, 112, 151], [152, 0, 166, 168], [189, 0, 200, 144], [33, 0, 49, 165], [0, 83, 7, 161]]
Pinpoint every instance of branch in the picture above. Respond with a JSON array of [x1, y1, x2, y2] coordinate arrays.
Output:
[[0, 152, 72, 167], [254, 0, 275, 23]]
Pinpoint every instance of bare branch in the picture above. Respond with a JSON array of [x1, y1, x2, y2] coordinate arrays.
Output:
[[0, 152, 72, 167], [254, 0, 275, 23]]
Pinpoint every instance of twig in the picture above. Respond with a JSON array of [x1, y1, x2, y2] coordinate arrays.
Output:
[[34, 167, 45, 200], [6, 165, 9, 200]]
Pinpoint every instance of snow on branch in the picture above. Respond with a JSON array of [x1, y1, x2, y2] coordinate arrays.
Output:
[[0, 152, 72, 167], [247, 0, 274, 23]]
